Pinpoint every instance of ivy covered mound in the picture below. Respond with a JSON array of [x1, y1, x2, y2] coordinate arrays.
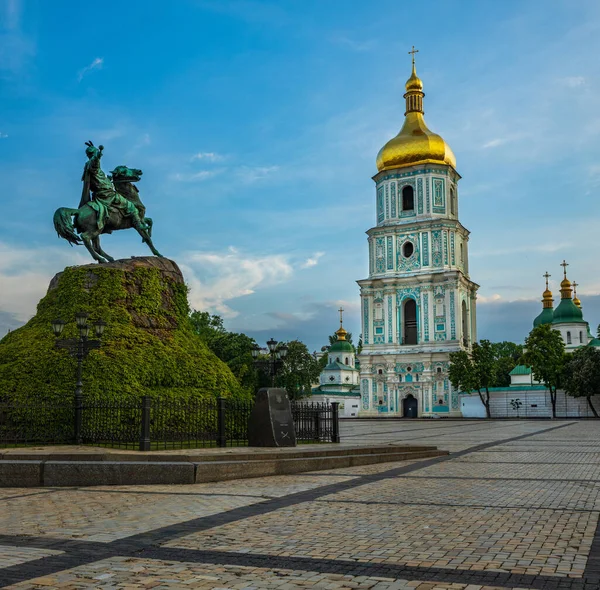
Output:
[[0, 257, 242, 403]]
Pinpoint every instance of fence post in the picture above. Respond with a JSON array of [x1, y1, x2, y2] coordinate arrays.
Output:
[[74, 391, 83, 444], [331, 402, 340, 443], [314, 409, 321, 441], [139, 396, 151, 452], [217, 397, 227, 448]]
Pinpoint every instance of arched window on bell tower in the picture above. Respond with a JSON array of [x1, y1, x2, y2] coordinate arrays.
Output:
[[402, 186, 414, 212], [403, 299, 417, 345]]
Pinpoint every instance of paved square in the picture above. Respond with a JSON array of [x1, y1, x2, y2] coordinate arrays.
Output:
[[1, 420, 600, 589]]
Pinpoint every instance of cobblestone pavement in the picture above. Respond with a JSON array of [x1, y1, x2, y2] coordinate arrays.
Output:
[[2, 420, 600, 589]]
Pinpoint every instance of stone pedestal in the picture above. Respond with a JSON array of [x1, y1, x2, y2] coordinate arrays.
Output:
[[248, 388, 297, 447]]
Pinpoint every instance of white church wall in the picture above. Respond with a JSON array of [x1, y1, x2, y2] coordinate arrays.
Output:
[[460, 390, 600, 418]]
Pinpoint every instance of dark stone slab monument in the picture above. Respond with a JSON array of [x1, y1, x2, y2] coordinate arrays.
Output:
[[248, 388, 297, 447]]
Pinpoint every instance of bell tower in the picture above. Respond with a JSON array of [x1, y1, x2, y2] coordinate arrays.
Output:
[[357, 49, 479, 417]]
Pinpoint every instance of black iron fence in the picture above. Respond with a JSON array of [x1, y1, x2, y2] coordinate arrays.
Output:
[[0, 397, 340, 450]]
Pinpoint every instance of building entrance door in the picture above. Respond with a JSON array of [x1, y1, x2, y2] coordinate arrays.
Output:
[[403, 394, 418, 418]]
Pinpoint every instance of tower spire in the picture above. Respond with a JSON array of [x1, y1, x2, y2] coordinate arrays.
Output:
[[559, 260, 573, 299], [542, 271, 553, 309], [335, 306, 347, 341], [404, 46, 424, 115], [573, 281, 582, 308]]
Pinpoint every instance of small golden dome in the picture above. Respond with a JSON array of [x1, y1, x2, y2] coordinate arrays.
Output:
[[405, 64, 423, 91], [335, 326, 347, 341], [376, 61, 456, 172], [543, 289, 552, 300], [574, 297, 582, 308], [561, 277, 571, 290]]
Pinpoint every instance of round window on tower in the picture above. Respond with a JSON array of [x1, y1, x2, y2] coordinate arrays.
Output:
[[403, 242, 414, 258]]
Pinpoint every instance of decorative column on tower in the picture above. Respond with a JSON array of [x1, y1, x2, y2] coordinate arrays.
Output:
[[357, 48, 479, 417]]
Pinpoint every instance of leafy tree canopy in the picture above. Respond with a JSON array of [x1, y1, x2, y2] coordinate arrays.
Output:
[[275, 339, 321, 400], [521, 324, 565, 392], [562, 346, 600, 417], [491, 341, 524, 387], [189, 311, 257, 393]]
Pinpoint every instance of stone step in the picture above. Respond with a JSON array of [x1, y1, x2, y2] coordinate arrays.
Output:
[[0, 448, 448, 487], [0, 444, 439, 463]]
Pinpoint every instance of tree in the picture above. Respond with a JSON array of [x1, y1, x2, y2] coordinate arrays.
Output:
[[562, 346, 600, 417], [491, 341, 524, 387], [189, 311, 258, 393], [521, 324, 566, 418], [275, 340, 321, 400], [449, 340, 496, 418]]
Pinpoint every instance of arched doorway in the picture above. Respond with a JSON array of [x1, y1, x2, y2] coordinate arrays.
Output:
[[403, 299, 417, 345], [403, 394, 418, 418]]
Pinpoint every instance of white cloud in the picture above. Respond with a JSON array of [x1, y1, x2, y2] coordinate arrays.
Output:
[[0, 242, 89, 322], [0, 132, 7, 138], [171, 169, 224, 182], [559, 76, 586, 88], [481, 138, 505, 149], [181, 247, 294, 317], [300, 251, 325, 269], [477, 294, 503, 304], [191, 152, 225, 162], [236, 165, 279, 183], [77, 57, 103, 82]]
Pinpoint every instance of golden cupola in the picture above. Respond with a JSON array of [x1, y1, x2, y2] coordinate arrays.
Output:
[[376, 54, 456, 172]]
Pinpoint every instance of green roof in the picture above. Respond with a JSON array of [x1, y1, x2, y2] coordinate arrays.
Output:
[[589, 338, 600, 347], [324, 361, 358, 371], [509, 365, 532, 376], [533, 307, 554, 328], [328, 340, 354, 353], [552, 298, 584, 324]]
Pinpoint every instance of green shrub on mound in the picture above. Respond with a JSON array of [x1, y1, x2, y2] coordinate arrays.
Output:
[[0, 257, 243, 405]]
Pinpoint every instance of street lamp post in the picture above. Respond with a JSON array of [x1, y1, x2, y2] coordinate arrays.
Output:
[[251, 338, 288, 387], [52, 312, 106, 443]]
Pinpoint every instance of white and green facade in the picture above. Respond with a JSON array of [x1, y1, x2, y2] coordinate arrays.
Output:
[[357, 67, 479, 417]]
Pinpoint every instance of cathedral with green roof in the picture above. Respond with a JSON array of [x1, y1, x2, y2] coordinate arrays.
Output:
[[532, 261, 600, 351]]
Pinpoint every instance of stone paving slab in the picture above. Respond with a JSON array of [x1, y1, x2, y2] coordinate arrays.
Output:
[[407, 462, 600, 481], [319, 477, 600, 511], [1, 420, 599, 590], [0, 546, 63, 570], [0, 489, 266, 542], [165, 500, 596, 577], [2, 557, 531, 590], [455, 452, 600, 464]]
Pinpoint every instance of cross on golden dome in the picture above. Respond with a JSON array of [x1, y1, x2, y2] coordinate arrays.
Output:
[[560, 260, 569, 278], [408, 45, 419, 65], [543, 271, 551, 290], [336, 306, 347, 341]]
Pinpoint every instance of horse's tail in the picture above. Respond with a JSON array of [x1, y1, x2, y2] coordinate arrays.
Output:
[[53, 207, 82, 246]]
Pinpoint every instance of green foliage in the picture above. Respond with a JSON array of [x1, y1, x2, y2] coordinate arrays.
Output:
[[0, 265, 243, 406], [449, 340, 496, 417], [317, 352, 329, 371], [521, 324, 566, 417], [562, 346, 600, 417], [490, 341, 523, 387], [189, 310, 257, 393], [275, 340, 320, 400]]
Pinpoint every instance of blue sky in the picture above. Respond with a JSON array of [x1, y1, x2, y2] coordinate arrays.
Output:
[[2, 0, 600, 350]]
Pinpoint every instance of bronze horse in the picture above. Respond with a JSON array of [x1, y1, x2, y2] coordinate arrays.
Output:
[[53, 164, 162, 263]]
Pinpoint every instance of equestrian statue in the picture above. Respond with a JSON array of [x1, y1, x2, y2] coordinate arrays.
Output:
[[53, 141, 163, 263]]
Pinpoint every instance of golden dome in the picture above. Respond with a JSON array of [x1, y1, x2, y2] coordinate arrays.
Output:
[[574, 297, 582, 308], [376, 62, 456, 172], [335, 325, 347, 341]]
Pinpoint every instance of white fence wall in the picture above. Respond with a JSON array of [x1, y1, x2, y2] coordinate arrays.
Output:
[[460, 389, 600, 418]]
